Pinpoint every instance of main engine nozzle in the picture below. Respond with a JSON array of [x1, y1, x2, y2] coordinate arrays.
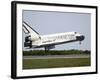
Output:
[[24, 35, 32, 48], [25, 35, 31, 42]]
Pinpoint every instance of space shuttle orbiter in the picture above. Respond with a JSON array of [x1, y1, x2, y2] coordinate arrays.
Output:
[[23, 21, 85, 51]]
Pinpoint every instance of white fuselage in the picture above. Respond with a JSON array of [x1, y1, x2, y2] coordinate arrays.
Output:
[[31, 32, 81, 48]]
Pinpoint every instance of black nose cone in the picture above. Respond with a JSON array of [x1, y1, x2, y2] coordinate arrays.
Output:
[[76, 35, 85, 41]]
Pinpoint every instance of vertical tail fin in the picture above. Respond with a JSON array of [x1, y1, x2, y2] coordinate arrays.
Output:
[[22, 21, 41, 39]]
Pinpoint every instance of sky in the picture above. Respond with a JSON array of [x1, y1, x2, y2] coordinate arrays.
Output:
[[22, 10, 91, 51]]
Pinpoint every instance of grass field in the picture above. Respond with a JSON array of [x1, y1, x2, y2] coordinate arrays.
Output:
[[23, 58, 90, 69]]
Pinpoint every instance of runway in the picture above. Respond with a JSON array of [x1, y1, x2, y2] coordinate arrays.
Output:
[[23, 54, 90, 59]]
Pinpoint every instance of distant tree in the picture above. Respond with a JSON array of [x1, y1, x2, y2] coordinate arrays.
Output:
[[83, 50, 91, 54]]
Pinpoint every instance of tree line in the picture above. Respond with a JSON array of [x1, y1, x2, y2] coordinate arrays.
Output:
[[23, 49, 90, 56]]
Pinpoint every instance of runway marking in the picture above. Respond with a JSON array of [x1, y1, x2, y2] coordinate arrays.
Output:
[[23, 54, 90, 59]]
